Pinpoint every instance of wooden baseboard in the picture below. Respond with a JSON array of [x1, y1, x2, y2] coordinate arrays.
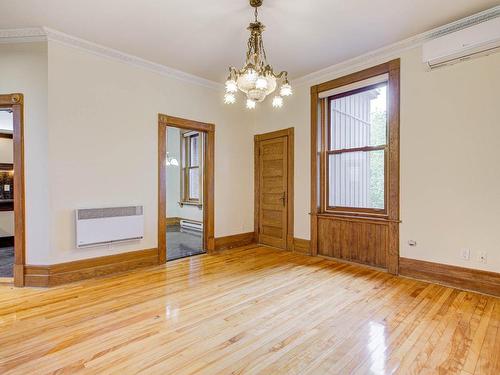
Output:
[[399, 257, 500, 297], [215, 232, 256, 251], [293, 238, 311, 255], [166, 217, 203, 226], [24, 248, 159, 287]]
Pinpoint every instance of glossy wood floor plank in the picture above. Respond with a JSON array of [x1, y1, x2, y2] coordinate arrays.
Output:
[[0, 245, 499, 375]]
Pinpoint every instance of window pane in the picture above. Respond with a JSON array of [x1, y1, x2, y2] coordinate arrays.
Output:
[[189, 167, 199, 199], [190, 135, 199, 167], [330, 85, 387, 150], [328, 150, 385, 209]]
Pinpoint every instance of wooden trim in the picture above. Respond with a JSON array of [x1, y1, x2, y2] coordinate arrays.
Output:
[[316, 213, 401, 223], [214, 232, 256, 251], [165, 217, 181, 225], [0, 93, 26, 287], [400, 257, 500, 297], [316, 62, 393, 93], [166, 217, 202, 226], [158, 114, 215, 264], [254, 127, 294, 251], [254, 128, 291, 142], [179, 130, 203, 205], [158, 114, 215, 133], [24, 248, 159, 287], [0, 163, 13, 171], [310, 61, 400, 274], [158, 121, 167, 264], [0, 133, 13, 139], [0, 236, 14, 247], [310, 86, 319, 256], [293, 238, 311, 255]]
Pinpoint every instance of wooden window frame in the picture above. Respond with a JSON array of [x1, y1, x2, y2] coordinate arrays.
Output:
[[180, 131, 203, 207], [324, 81, 389, 217], [158, 114, 215, 263], [310, 60, 400, 274]]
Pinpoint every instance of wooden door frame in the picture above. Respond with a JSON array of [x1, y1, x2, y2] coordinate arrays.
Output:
[[254, 128, 294, 251], [158, 114, 215, 264], [0, 94, 26, 286]]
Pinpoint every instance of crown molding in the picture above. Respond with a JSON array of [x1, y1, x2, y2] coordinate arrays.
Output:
[[0, 27, 221, 90], [292, 5, 500, 87], [42, 28, 222, 90], [2, 5, 498, 91], [0, 27, 46, 44]]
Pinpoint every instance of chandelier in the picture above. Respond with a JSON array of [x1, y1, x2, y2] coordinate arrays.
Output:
[[224, 0, 292, 109]]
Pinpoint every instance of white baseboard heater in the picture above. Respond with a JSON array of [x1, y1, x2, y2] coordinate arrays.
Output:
[[76, 206, 144, 248], [180, 219, 203, 232]]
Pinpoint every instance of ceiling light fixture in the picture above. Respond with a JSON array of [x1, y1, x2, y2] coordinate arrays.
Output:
[[224, 0, 292, 109]]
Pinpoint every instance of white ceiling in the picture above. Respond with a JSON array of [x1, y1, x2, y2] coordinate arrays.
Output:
[[0, 0, 498, 82]]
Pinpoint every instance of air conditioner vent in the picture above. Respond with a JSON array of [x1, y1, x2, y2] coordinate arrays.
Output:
[[77, 206, 143, 220], [76, 206, 144, 248]]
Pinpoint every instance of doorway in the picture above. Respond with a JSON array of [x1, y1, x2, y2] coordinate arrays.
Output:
[[254, 128, 294, 250], [0, 94, 25, 286], [158, 115, 215, 263]]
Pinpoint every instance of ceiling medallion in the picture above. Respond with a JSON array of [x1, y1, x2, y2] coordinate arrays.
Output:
[[224, 0, 292, 109]]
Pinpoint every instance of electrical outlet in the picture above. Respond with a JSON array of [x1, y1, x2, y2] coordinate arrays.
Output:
[[461, 249, 470, 261], [479, 251, 487, 263]]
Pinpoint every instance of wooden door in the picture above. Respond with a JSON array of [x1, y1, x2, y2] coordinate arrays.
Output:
[[257, 136, 288, 249]]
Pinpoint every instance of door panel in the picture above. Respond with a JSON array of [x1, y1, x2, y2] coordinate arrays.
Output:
[[258, 137, 288, 249]]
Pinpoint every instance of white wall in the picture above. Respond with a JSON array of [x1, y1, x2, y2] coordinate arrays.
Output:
[[46, 41, 253, 264], [3, 36, 498, 274], [0, 42, 50, 261], [255, 48, 500, 273], [165, 127, 203, 222]]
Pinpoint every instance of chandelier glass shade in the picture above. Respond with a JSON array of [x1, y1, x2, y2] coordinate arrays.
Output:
[[224, 0, 292, 109]]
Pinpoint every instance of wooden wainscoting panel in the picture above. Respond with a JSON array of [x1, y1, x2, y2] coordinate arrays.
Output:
[[24, 248, 159, 287], [293, 238, 311, 255], [317, 215, 389, 269], [400, 257, 500, 297], [215, 232, 256, 251]]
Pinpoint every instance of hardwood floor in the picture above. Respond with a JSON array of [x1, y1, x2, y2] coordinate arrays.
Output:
[[0, 245, 499, 374]]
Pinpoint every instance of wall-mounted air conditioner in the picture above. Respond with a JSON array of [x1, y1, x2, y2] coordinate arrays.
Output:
[[76, 206, 144, 248], [423, 16, 500, 69]]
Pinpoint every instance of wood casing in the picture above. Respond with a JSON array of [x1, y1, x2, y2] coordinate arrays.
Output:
[[0, 93, 25, 287], [158, 114, 215, 263], [310, 60, 400, 274], [400, 257, 500, 297]]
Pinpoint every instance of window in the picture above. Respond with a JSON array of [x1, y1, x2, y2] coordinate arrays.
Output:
[[180, 131, 203, 205], [324, 79, 388, 214]]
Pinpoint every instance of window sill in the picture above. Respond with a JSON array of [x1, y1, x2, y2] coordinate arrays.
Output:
[[314, 212, 401, 224]]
